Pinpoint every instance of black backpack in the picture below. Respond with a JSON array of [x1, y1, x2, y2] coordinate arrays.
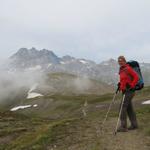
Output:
[[127, 60, 144, 90]]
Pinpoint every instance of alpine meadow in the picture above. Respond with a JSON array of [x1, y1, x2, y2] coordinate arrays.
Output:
[[0, 0, 150, 150]]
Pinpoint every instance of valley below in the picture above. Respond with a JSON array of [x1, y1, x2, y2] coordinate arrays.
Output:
[[0, 86, 150, 150]]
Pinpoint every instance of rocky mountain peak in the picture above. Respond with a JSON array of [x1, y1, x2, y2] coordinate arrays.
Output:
[[9, 48, 60, 69]]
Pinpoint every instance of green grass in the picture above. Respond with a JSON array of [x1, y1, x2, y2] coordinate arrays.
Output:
[[0, 86, 150, 150], [136, 105, 150, 136], [0, 116, 83, 150]]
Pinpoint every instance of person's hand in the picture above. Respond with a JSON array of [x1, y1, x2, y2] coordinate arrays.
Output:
[[116, 82, 121, 94], [126, 83, 135, 92], [122, 89, 126, 94], [129, 87, 135, 92], [117, 82, 120, 89]]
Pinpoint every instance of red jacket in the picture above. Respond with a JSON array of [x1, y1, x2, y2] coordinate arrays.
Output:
[[119, 64, 139, 91]]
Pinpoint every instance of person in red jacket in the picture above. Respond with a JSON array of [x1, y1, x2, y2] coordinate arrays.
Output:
[[117, 56, 139, 132]]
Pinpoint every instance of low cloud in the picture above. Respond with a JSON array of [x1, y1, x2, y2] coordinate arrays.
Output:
[[0, 66, 45, 102]]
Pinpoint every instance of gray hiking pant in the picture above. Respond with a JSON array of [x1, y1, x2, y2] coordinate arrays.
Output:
[[120, 90, 138, 128]]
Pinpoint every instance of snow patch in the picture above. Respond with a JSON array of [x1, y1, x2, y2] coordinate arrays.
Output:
[[33, 104, 38, 107], [10, 104, 38, 111], [47, 63, 52, 68], [27, 84, 43, 99], [60, 61, 66, 64], [10, 105, 32, 111], [79, 60, 88, 64], [26, 65, 42, 71], [27, 92, 43, 99], [142, 100, 150, 104]]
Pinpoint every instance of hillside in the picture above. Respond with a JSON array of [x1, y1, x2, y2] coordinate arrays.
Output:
[[0, 86, 150, 149], [0, 73, 113, 112], [44, 73, 113, 95]]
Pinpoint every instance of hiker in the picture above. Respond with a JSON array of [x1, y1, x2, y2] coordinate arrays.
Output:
[[117, 56, 139, 132]]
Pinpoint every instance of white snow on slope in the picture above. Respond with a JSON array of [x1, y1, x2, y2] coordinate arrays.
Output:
[[142, 100, 150, 104], [11, 105, 31, 111], [27, 92, 43, 99], [79, 60, 88, 64], [47, 63, 52, 68], [25, 65, 42, 71], [10, 104, 38, 111], [60, 61, 66, 64], [33, 104, 38, 107], [27, 84, 43, 99]]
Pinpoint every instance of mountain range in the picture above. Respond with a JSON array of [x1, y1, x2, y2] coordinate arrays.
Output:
[[8, 47, 150, 85], [1, 48, 150, 149]]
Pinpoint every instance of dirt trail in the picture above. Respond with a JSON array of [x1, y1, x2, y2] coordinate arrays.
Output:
[[49, 100, 150, 150], [94, 118, 150, 150], [51, 115, 150, 150]]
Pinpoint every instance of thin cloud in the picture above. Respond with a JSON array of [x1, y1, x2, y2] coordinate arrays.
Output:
[[0, 0, 150, 62]]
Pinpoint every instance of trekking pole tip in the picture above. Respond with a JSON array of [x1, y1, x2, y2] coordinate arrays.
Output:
[[114, 131, 117, 136]]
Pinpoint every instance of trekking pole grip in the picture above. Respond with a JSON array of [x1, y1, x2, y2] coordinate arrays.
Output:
[[116, 87, 120, 94]]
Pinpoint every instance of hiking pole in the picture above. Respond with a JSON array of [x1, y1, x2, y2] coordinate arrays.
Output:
[[100, 88, 119, 133], [114, 94, 126, 135]]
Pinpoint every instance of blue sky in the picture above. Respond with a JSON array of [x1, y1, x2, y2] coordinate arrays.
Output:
[[0, 0, 150, 63]]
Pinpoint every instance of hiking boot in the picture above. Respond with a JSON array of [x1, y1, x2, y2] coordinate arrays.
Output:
[[128, 126, 138, 130], [117, 127, 128, 132]]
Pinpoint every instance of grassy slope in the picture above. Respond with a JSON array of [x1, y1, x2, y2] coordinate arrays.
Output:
[[45, 72, 114, 95], [0, 87, 150, 150], [0, 72, 113, 112]]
